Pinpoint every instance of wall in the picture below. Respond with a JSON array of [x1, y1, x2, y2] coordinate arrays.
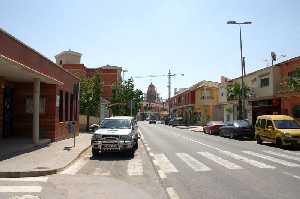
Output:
[[0, 80, 3, 138], [79, 115, 99, 131], [56, 53, 81, 65], [13, 82, 56, 139]]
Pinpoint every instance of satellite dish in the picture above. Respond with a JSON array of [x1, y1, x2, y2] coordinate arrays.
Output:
[[271, 51, 277, 61]]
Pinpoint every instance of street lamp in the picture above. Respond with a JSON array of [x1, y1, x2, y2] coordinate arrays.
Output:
[[227, 20, 252, 119]]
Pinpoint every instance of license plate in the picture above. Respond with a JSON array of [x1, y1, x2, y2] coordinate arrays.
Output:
[[103, 144, 118, 148]]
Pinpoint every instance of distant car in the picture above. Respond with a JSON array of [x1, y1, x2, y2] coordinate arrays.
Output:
[[91, 116, 139, 157], [219, 120, 253, 139], [170, 117, 184, 126], [203, 121, 225, 135], [149, 119, 156, 124], [164, 117, 171, 125]]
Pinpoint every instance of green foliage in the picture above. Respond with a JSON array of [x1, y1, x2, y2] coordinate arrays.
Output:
[[226, 82, 250, 100], [80, 74, 101, 116], [288, 67, 300, 91], [110, 78, 144, 116]]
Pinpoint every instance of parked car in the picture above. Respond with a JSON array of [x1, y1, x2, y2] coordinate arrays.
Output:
[[89, 123, 100, 132], [149, 119, 156, 124], [91, 116, 139, 157], [203, 121, 225, 135], [170, 117, 184, 126], [164, 117, 171, 125], [255, 115, 300, 147], [219, 120, 253, 139]]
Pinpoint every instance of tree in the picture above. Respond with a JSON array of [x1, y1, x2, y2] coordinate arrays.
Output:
[[80, 74, 101, 131], [110, 78, 143, 116], [288, 67, 300, 91], [226, 82, 250, 119]]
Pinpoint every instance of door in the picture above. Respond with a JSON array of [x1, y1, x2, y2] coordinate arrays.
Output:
[[3, 87, 13, 138], [266, 120, 275, 140], [260, 119, 267, 138]]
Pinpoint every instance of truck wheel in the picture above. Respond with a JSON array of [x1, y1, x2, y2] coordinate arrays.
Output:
[[128, 149, 135, 158], [256, 135, 263, 144], [92, 148, 99, 157], [276, 138, 283, 148], [135, 141, 139, 150], [230, 132, 235, 139]]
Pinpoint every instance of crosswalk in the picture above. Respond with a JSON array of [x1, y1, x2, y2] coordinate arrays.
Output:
[[0, 177, 47, 195]]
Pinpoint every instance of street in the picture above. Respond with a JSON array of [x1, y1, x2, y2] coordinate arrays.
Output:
[[139, 122, 300, 199], [1, 122, 300, 199]]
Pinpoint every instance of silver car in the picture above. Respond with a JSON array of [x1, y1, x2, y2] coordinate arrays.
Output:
[[91, 116, 139, 157]]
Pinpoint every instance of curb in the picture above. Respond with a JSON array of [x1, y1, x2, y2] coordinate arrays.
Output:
[[0, 144, 91, 178]]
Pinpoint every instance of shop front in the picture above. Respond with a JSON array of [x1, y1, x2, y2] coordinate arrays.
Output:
[[251, 98, 281, 125]]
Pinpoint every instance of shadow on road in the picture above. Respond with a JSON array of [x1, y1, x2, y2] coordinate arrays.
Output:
[[90, 152, 134, 161]]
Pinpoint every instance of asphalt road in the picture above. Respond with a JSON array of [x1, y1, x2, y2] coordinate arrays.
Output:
[[139, 122, 300, 199], [0, 138, 167, 199]]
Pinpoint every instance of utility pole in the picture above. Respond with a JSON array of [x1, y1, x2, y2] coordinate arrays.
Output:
[[168, 69, 171, 117]]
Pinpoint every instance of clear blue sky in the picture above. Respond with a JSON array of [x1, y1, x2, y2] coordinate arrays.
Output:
[[1, 0, 300, 99]]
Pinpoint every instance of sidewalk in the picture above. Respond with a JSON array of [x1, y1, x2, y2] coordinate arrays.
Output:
[[0, 133, 92, 178]]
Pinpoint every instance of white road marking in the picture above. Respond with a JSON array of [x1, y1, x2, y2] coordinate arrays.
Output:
[[283, 150, 300, 156], [146, 147, 151, 151], [176, 153, 211, 172], [0, 186, 42, 193], [149, 152, 154, 157], [92, 168, 111, 176], [197, 152, 242, 170], [158, 169, 167, 179], [283, 172, 300, 180], [153, 154, 178, 173], [0, 177, 48, 182], [60, 157, 89, 175], [243, 151, 300, 167], [264, 150, 300, 162], [127, 158, 143, 176], [220, 151, 276, 169], [166, 187, 180, 199]]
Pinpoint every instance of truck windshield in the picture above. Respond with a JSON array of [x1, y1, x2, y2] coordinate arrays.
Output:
[[274, 120, 300, 129], [100, 119, 131, 129]]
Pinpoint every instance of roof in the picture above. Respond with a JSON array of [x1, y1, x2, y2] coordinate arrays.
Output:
[[257, 115, 295, 120], [55, 50, 82, 58], [100, 65, 122, 70], [108, 116, 134, 120]]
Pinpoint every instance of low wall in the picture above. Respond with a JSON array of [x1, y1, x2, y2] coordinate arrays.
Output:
[[79, 115, 99, 132]]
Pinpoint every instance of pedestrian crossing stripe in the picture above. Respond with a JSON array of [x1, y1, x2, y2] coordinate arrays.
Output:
[[153, 153, 178, 173], [263, 150, 300, 162], [197, 152, 242, 170], [176, 153, 211, 172]]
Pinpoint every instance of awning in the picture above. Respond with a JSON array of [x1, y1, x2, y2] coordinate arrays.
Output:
[[0, 54, 63, 85]]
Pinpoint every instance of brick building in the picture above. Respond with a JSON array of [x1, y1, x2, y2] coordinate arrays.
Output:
[[0, 28, 80, 143], [55, 50, 122, 100]]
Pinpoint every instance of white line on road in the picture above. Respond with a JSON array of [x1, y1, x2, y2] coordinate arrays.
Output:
[[197, 152, 242, 170], [127, 158, 143, 176], [283, 150, 300, 156], [243, 151, 300, 167], [146, 147, 151, 151], [176, 153, 211, 172], [283, 172, 300, 180], [166, 187, 180, 199], [149, 152, 154, 157], [60, 156, 89, 175], [0, 186, 42, 193], [158, 169, 167, 179], [0, 177, 48, 182], [153, 154, 178, 173], [220, 151, 276, 169], [264, 150, 300, 162]]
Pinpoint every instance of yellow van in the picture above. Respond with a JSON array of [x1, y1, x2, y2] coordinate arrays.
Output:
[[255, 115, 300, 147]]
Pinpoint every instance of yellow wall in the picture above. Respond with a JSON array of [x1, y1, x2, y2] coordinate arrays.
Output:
[[194, 86, 219, 123]]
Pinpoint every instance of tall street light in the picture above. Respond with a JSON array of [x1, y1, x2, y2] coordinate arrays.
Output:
[[227, 20, 252, 119]]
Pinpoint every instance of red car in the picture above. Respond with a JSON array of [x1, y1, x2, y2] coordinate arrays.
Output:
[[203, 121, 225, 135]]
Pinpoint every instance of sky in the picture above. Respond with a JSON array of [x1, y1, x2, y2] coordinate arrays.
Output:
[[1, 0, 300, 99]]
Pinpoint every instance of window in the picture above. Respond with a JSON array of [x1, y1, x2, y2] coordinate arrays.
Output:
[[65, 92, 69, 121], [59, 90, 63, 122], [25, 97, 45, 114], [255, 119, 261, 127], [59, 60, 62, 65], [266, 120, 273, 128], [261, 119, 266, 128], [260, 78, 269, 88]]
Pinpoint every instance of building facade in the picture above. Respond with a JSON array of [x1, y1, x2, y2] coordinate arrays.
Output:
[[0, 28, 80, 142]]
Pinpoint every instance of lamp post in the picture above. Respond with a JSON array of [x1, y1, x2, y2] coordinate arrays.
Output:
[[227, 20, 252, 119]]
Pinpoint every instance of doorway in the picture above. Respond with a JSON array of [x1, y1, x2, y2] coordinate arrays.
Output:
[[3, 86, 13, 138]]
